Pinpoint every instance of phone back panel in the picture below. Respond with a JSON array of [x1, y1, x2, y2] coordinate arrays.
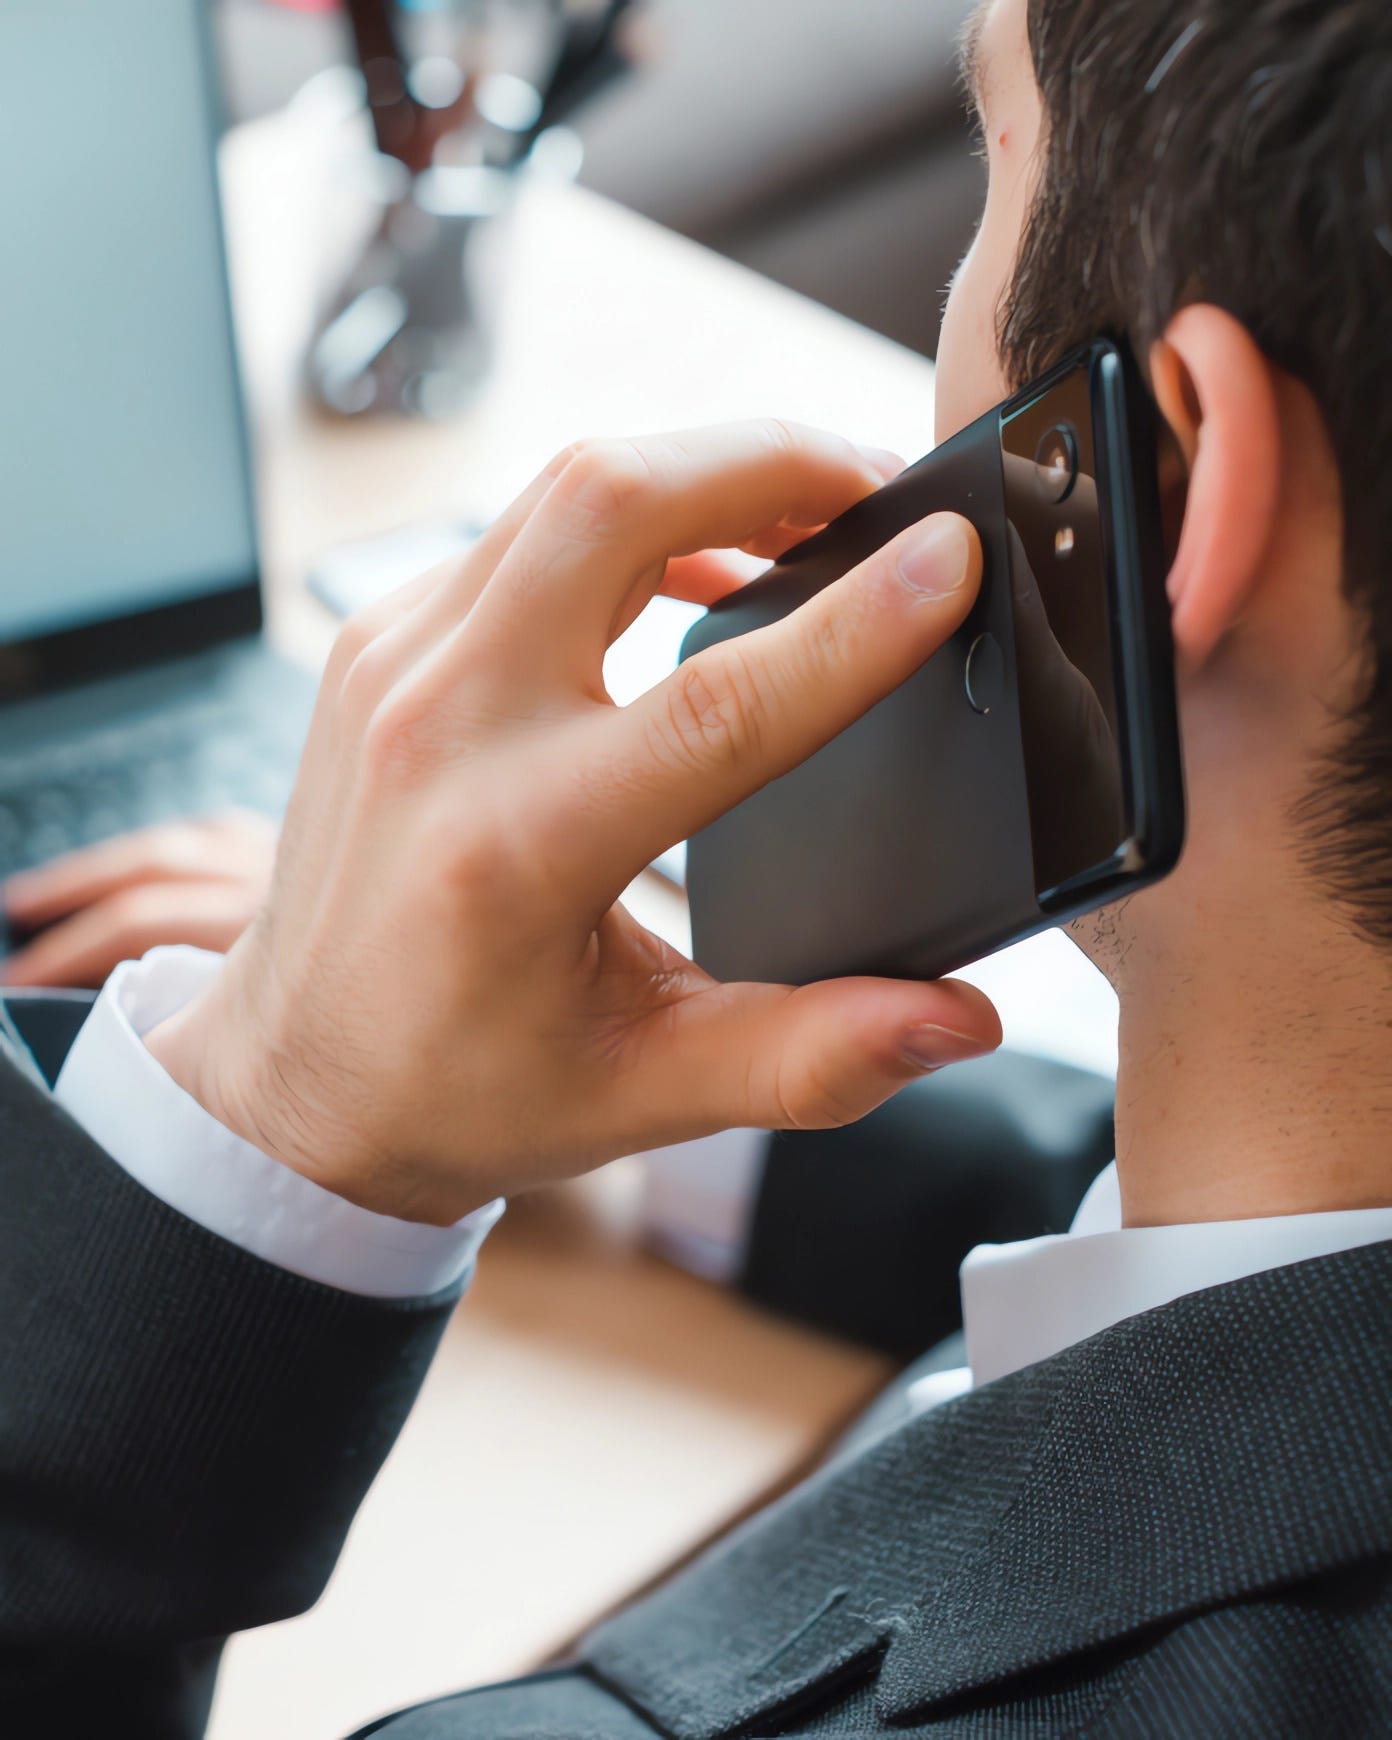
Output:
[[682, 406, 1041, 985]]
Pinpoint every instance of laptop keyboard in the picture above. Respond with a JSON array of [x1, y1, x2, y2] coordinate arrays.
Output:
[[0, 700, 295, 881]]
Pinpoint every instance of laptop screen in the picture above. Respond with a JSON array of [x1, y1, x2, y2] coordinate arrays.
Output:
[[0, 0, 258, 681]]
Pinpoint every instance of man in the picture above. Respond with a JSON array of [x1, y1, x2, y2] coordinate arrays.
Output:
[[4, 0, 1391, 1734]]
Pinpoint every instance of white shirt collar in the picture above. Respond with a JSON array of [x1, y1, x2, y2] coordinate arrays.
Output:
[[960, 1160, 1392, 1387]]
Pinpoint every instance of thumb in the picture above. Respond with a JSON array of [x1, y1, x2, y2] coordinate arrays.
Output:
[[657, 975, 1003, 1132]]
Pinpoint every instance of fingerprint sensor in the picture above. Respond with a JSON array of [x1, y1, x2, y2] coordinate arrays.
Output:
[[964, 632, 1004, 714]]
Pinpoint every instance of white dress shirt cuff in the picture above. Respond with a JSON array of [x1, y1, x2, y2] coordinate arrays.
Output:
[[54, 946, 503, 1299]]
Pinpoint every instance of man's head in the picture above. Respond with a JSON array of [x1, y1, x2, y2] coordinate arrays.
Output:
[[937, 0, 1392, 973]]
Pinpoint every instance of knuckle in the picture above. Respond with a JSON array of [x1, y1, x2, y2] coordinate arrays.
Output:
[[409, 802, 474, 883], [359, 677, 495, 789], [361, 689, 435, 782], [755, 417, 867, 481], [655, 654, 763, 771], [327, 608, 381, 681], [327, 577, 427, 689], [756, 416, 806, 460], [143, 824, 199, 873], [337, 633, 401, 722], [552, 437, 655, 534], [541, 438, 587, 482], [108, 884, 161, 934], [416, 795, 530, 914]]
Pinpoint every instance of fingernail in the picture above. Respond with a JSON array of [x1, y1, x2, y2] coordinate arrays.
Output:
[[901, 1023, 993, 1072], [897, 517, 972, 598], [855, 443, 905, 483]]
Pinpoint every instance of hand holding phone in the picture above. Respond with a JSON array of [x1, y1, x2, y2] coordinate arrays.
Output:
[[681, 340, 1185, 985], [141, 424, 1003, 1226]]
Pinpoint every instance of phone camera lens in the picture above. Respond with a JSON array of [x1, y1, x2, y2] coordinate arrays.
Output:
[[1034, 423, 1078, 502]]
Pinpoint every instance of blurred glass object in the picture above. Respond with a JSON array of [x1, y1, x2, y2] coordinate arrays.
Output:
[[307, 158, 519, 418], [301, 0, 636, 419]]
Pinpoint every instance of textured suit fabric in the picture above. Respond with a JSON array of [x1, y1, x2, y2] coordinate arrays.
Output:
[[0, 1022, 458, 1738], [365, 1565, 1392, 1738], [582, 1238, 1392, 1737], [373, 1241, 1392, 1738], [3, 996, 1390, 1739]]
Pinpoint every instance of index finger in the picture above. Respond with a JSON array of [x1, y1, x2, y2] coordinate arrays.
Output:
[[463, 421, 902, 692], [591, 511, 983, 890]]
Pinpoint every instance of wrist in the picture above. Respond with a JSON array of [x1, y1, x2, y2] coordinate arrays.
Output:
[[142, 941, 289, 1169], [140, 935, 471, 1228]]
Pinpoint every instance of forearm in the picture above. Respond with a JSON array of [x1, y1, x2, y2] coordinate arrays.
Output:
[[0, 1053, 457, 1731]]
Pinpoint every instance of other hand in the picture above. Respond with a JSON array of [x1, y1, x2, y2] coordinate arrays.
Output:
[[3, 812, 276, 989], [146, 422, 1001, 1225]]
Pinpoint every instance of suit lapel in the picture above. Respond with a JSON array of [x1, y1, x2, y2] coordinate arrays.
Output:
[[877, 1238, 1392, 1720], [586, 1240, 1392, 1739], [585, 1351, 1064, 1739]]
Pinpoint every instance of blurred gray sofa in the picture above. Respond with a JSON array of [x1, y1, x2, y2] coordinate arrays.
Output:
[[579, 0, 983, 357]]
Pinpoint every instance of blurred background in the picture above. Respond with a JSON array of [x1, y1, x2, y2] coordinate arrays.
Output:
[[216, 0, 983, 361]]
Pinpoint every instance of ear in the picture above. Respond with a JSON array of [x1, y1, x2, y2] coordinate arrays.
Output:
[[1148, 306, 1282, 668]]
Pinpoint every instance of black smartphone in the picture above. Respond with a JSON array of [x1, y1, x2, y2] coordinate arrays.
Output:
[[680, 337, 1184, 985]]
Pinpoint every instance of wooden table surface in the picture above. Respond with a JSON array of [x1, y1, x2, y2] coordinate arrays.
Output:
[[204, 101, 923, 1740]]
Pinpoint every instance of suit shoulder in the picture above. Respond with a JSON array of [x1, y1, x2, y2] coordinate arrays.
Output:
[[1100, 1556, 1392, 1736], [354, 1667, 657, 1738]]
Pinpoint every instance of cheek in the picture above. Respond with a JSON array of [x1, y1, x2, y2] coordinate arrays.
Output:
[[934, 210, 1016, 445]]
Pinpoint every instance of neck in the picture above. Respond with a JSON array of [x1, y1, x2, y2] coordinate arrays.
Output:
[[1109, 882, 1392, 1227], [1102, 390, 1392, 1228], [1101, 543, 1392, 1229]]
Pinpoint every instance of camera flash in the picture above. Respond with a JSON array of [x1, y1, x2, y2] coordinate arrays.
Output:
[[1054, 525, 1076, 558]]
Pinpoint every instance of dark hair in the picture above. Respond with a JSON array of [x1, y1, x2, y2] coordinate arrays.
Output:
[[1000, 0, 1392, 943]]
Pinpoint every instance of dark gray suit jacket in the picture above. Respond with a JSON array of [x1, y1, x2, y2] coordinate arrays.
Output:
[[2, 997, 1389, 1738]]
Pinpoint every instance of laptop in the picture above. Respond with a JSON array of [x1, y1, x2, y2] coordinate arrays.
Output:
[[0, 0, 316, 949]]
